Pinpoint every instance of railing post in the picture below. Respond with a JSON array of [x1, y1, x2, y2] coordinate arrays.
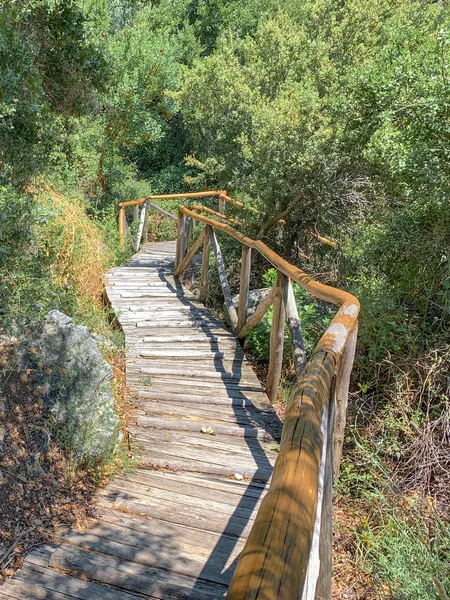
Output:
[[175, 210, 189, 270], [316, 395, 334, 600], [237, 245, 251, 334], [136, 200, 148, 250], [266, 272, 286, 404], [218, 194, 226, 222], [133, 204, 139, 222], [281, 278, 307, 375], [333, 323, 358, 475], [118, 206, 125, 249], [301, 392, 334, 600], [143, 202, 149, 243], [210, 229, 239, 331], [199, 225, 211, 304]]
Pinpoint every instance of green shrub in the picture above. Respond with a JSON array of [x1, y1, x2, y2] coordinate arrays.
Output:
[[246, 268, 332, 363]]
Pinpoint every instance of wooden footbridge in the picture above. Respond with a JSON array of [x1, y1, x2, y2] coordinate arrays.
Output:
[[1, 192, 359, 600]]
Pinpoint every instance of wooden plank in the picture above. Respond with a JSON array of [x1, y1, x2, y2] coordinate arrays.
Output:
[[130, 432, 275, 471], [100, 479, 263, 520], [100, 491, 257, 537], [136, 390, 253, 406], [237, 245, 251, 334], [136, 415, 274, 440], [52, 529, 234, 587], [94, 507, 247, 555], [111, 468, 270, 504], [137, 366, 252, 381], [266, 273, 286, 404], [210, 229, 238, 331], [10, 563, 142, 600], [47, 546, 228, 600], [131, 401, 272, 428]]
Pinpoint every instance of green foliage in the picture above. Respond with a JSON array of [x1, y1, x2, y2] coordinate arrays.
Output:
[[0, 0, 107, 185], [246, 268, 332, 362], [0, 184, 75, 328], [337, 439, 450, 600]]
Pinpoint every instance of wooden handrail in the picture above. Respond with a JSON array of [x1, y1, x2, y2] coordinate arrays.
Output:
[[118, 191, 239, 249], [118, 190, 232, 208], [178, 205, 359, 353], [118, 187, 359, 598], [171, 203, 359, 600]]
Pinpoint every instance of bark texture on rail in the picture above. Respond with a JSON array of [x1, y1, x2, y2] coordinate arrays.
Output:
[[227, 351, 336, 600]]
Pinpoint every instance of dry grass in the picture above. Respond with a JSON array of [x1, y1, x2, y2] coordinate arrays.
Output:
[[33, 187, 114, 310]]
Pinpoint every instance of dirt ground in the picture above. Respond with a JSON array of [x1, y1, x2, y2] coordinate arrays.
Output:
[[0, 340, 129, 580]]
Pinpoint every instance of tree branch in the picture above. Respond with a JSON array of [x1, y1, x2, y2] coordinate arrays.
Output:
[[256, 195, 302, 239]]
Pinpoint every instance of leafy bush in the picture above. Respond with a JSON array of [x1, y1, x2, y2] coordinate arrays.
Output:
[[246, 268, 332, 362]]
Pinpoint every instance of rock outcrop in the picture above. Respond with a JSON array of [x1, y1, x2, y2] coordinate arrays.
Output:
[[20, 310, 119, 466]]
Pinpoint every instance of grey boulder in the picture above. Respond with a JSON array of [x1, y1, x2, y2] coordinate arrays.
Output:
[[21, 310, 119, 467]]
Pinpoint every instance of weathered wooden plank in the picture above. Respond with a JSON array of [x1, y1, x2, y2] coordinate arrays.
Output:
[[136, 415, 274, 440], [48, 546, 228, 600], [52, 529, 234, 587], [130, 434, 275, 474], [11, 562, 142, 600], [111, 468, 270, 504], [136, 390, 253, 406], [93, 507, 247, 554], [100, 491, 257, 537], [100, 479, 262, 520]]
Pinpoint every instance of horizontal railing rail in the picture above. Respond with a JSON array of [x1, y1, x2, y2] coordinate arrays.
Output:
[[175, 205, 359, 600], [117, 190, 359, 599], [118, 190, 238, 251]]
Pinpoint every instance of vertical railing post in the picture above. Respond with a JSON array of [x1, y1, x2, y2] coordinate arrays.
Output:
[[118, 206, 125, 249], [136, 200, 148, 250], [266, 272, 286, 404], [133, 204, 139, 223], [199, 224, 211, 304], [301, 390, 334, 600], [315, 395, 334, 600], [218, 194, 226, 222], [333, 323, 358, 475], [175, 210, 189, 270], [143, 202, 149, 243], [281, 278, 307, 375], [237, 245, 251, 334]]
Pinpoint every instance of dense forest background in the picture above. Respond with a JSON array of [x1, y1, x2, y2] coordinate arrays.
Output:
[[1, 0, 449, 597]]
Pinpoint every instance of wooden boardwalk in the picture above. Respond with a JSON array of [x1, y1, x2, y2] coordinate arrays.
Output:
[[1, 241, 281, 600]]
